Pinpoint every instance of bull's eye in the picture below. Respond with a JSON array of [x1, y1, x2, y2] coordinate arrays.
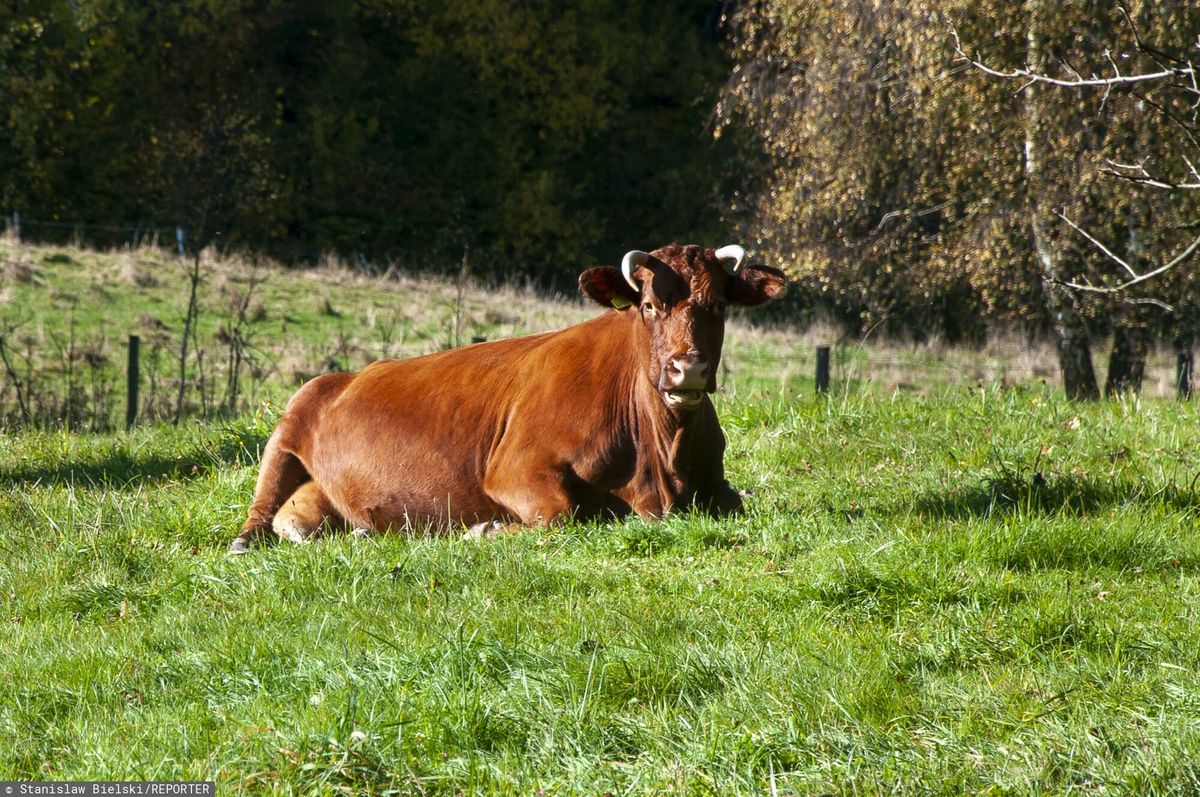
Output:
[[642, 302, 656, 316]]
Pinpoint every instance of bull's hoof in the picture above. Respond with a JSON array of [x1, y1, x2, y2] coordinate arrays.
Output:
[[229, 527, 270, 554], [463, 520, 504, 541]]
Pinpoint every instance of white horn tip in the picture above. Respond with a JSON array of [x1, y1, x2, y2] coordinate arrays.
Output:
[[620, 250, 650, 291], [715, 245, 747, 272]]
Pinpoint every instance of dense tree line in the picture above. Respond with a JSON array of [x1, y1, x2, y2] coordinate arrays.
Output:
[[1, 0, 731, 284], [719, 0, 1200, 396]]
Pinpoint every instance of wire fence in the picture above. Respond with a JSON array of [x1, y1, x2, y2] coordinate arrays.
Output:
[[1, 210, 1194, 433], [0, 327, 456, 432], [0, 330, 1191, 434], [726, 341, 1195, 400]]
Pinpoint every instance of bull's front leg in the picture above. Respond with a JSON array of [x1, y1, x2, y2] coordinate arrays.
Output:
[[625, 480, 742, 519], [694, 423, 744, 518], [702, 479, 744, 517], [231, 434, 310, 553], [686, 443, 744, 518], [481, 460, 576, 528]]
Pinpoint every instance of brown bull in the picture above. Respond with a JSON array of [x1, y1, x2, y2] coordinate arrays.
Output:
[[230, 243, 786, 553]]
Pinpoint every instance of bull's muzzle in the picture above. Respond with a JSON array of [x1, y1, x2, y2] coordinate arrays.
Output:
[[663, 354, 711, 408]]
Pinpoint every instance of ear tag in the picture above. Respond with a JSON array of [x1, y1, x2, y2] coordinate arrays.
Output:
[[611, 296, 633, 309]]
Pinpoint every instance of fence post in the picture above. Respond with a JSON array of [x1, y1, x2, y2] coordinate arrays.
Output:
[[176, 226, 185, 258], [126, 334, 140, 430], [11, 211, 18, 242], [1178, 350, 1194, 400], [815, 345, 831, 394]]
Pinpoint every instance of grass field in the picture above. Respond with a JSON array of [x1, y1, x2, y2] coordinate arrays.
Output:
[[3, 242, 1200, 793], [6, 377, 1200, 792]]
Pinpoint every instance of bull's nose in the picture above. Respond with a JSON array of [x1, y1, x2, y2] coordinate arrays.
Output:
[[666, 354, 711, 390]]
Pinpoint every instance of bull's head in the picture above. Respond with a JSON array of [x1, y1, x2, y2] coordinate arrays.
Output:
[[580, 243, 787, 412]]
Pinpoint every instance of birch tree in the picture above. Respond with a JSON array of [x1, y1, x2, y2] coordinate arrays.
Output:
[[719, 0, 1200, 397], [958, 3, 1200, 395]]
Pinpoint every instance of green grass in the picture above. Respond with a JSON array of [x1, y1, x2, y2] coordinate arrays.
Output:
[[4, 240, 1200, 791], [4, 385, 1200, 793]]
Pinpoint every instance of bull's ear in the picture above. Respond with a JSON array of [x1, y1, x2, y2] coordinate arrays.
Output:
[[579, 266, 640, 309], [728, 265, 787, 307]]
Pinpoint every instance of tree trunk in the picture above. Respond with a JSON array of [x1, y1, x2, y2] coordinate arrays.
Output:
[[1050, 294, 1100, 400], [1023, 3, 1099, 400], [1176, 328, 1195, 400], [1106, 153, 1154, 398], [1105, 324, 1149, 396]]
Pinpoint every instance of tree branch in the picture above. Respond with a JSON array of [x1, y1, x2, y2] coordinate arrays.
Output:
[[1060, 216, 1200, 295], [1103, 160, 1200, 190], [1056, 211, 1138, 279], [951, 26, 1198, 93]]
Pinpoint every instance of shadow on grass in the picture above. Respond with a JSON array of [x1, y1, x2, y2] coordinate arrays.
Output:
[[0, 425, 267, 487], [913, 470, 1200, 520]]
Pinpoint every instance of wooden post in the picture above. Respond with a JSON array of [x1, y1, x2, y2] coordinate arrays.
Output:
[[126, 334, 140, 430], [175, 226, 185, 258], [815, 345, 831, 394], [1177, 350, 1193, 400], [11, 211, 18, 242]]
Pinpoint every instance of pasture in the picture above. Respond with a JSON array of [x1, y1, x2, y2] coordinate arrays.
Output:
[[2, 243, 1200, 793]]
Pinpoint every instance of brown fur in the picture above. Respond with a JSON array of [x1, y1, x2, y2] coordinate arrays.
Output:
[[231, 244, 786, 551]]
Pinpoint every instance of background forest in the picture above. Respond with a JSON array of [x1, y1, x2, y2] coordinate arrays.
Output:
[[3, 0, 1200, 399], [1, 0, 733, 277]]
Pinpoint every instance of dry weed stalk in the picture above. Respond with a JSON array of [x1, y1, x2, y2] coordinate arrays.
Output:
[[218, 257, 268, 416], [173, 249, 204, 425]]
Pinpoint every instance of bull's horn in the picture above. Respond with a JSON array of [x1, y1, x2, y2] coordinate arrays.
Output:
[[621, 250, 650, 291], [714, 244, 746, 272]]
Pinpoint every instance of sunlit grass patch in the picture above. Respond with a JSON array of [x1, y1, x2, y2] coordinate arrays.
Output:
[[3, 362, 1200, 790]]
